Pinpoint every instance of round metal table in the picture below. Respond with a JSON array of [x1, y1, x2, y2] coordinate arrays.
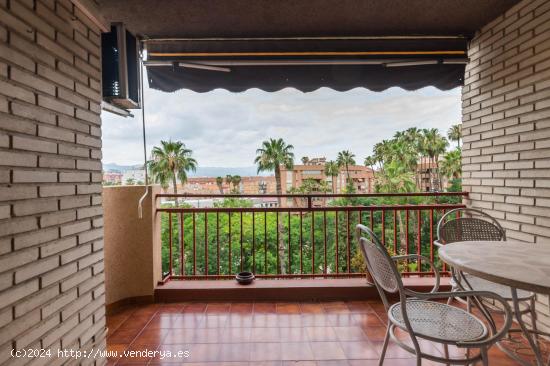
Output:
[[439, 241, 550, 366]]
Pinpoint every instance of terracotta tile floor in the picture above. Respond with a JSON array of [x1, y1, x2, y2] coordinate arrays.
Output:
[[106, 301, 523, 365]]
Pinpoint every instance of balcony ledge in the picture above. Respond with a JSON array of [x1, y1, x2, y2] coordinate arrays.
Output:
[[155, 277, 450, 302]]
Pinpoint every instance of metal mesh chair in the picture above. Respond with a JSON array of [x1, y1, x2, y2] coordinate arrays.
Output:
[[356, 224, 512, 366], [435, 208, 536, 323], [435, 208, 506, 245]]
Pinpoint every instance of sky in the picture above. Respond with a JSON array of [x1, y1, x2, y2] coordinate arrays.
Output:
[[101, 84, 461, 168]]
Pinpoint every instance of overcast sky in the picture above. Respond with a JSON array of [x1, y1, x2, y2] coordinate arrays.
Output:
[[101, 85, 461, 167]]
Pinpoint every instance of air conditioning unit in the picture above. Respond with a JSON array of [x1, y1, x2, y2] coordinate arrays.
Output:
[[101, 23, 141, 109]]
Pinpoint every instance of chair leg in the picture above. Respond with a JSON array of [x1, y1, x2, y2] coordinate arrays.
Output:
[[378, 325, 390, 366], [480, 346, 489, 366], [443, 344, 450, 366], [467, 297, 472, 313]]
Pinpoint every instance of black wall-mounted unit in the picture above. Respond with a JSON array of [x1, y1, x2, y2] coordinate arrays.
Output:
[[101, 23, 141, 109]]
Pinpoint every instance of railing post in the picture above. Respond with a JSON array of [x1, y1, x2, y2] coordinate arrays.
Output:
[[168, 212, 173, 276]]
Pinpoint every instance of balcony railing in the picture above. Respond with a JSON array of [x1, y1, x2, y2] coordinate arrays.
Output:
[[156, 192, 467, 282]]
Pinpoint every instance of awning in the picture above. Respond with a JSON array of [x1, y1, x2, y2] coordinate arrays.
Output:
[[98, 0, 520, 93], [144, 37, 467, 93]]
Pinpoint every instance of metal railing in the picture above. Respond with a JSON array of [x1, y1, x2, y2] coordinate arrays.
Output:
[[156, 192, 467, 281]]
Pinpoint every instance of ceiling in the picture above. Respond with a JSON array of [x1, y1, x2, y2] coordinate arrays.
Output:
[[98, 0, 520, 39]]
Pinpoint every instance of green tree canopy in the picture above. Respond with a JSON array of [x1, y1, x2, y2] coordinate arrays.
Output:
[[336, 150, 356, 182], [147, 140, 197, 204], [324, 160, 340, 193], [447, 124, 462, 148], [440, 148, 462, 179]]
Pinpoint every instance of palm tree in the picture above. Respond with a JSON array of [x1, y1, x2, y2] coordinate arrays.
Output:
[[216, 176, 224, 194], [225, 174, 233, 191], [231, 175, 242, 193], [148, 140, 197, 276], [148, 140, 197, 206], [336, 150, 356, 184], [376, 160, 416, 194], [389, 139, 417, 172], [422, 129, 449, 191], [405, 127, 423, 188], [301, 156, 310, 165], [254, 138, 294, 274], [318, 180, 331, 193], [440, 148, 462, 180], [373, 140, 392, 170], [364, 156, 377, 179], [376, 160, 416, 248], [324, 160, 340, 193], [448, 124, 462, 149]]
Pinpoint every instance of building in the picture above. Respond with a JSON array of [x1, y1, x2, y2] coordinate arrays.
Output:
[[416, 157, 450, 192], [279, 160, 374, 194], [102, 171, 123, 185], [179, 176, 277, 195], [121, 167, 145, 185]]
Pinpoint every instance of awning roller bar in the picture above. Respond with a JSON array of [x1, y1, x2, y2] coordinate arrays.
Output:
[[144, 58, 468, 67], [142, 35, 469, 43]]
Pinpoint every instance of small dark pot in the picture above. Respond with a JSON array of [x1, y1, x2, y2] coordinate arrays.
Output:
[[235, 271, 255, 285]]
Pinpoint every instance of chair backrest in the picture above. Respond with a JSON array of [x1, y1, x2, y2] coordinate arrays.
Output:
[[437, 208, 506, 244], [356, 224, 403, 295]]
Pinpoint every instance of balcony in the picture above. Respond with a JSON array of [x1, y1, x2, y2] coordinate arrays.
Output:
[[103, 188, 469, 305]]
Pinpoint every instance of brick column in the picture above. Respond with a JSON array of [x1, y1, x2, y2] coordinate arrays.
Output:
[[462, 0, 550, 333], [0, 0, 106, 364]]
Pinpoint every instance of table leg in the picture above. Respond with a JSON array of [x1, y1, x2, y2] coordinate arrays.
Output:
[[511, 287, 544, 366]]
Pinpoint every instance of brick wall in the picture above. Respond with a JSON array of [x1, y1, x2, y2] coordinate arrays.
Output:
[[0, 0, 106, 364], [462, 0, 550, 332]]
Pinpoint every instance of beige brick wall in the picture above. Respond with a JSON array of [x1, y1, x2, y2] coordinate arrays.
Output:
[[0, 0, 106, 364], [462, 0, 550, 332]]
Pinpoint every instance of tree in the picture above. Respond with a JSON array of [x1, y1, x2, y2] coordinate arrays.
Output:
[[336, 150, 356, 184], [376, 160, 417, 248], [254, 138, 294, 274], [376, 160, 416, 194], [231, 175, 242, 193], [447, 124, 462, 149], [363, 156, 376, 178], [388, 137, 418, 172], [148, 140, 197, 275], [405, 127, 423, 188], [440, 148, 462, 180], [373, 140, 392, 170], [324, 160, 340, 193], [225, 174, 233, 192], [216, 176, 224, 194], [147, 140, 197, 204], [421, 129, 448, 191], [301, 156, 310, 165], [125, 178, 135, 185]]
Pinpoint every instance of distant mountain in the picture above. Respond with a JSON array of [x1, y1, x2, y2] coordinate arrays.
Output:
[[102, 163, 270, 177], [103, 163, 143, 172]]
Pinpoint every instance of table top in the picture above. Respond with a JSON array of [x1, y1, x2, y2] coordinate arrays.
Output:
[[439, 241, 550, 294]]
